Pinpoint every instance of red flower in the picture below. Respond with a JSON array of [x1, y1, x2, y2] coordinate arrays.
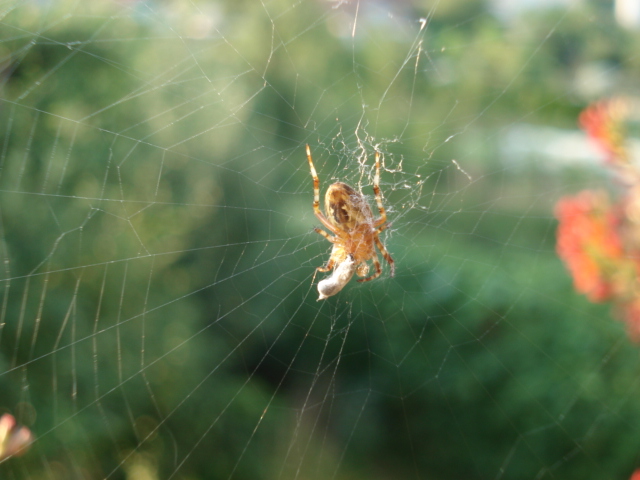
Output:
[[555, 191, 624, 302], [579, 99, 628, 165], [556, 98, 640, 343]]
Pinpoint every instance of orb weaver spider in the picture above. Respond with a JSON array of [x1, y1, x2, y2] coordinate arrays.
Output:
[[306, 144, 395, 300]]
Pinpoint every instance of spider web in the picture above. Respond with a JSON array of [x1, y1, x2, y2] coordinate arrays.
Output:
[[0, 0, 639, 479]]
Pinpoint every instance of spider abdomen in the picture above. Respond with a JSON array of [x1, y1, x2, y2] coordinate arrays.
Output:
[[325, 182, 374, 231]]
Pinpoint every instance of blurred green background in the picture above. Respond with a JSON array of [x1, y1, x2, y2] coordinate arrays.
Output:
[[1, 0, 640, 479]]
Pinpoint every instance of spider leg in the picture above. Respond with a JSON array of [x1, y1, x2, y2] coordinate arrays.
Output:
[[307, 144, 341, 235], [316, 257, 335, 273], [314, 227, 337, 243], [312, 256, 335, 288], [376, 222, 390, 234], [374, 235, 395, 277], [371, 151, 388, 229], [357, 254, 382, 282], [311, 257, 335, 286]]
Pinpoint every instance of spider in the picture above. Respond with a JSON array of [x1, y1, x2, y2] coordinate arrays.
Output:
[[306, 144, 395, 299]]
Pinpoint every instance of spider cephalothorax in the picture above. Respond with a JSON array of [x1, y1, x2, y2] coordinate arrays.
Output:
[[306, 144, 395, 300]]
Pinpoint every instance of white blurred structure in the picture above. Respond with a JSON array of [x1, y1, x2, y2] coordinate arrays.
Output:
[[499, 123, 640, 171], [490, 0, 640, 30], [615, 0, 640, 29]]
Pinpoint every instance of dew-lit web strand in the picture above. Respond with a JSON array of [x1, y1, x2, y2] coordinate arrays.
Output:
[[3, 185, 306, 472], [14, 16, 119, 102], [6, 59, 318, 208], [249, 4, 348, 132], [138, 257, 169, 440], [1, 23, 182, 122], [397, 308, 551, 479], [115, 262, 144, 455], [54, 122, 78, 195], [0, 210, 9, 348], [165, 87, 267, 150], [0, 106, 14, 181], [359, 11, 462, 168], [30, 97, 266, 176], [91, 264, 121, 450], [370, 17, 430, 137], [83, 67, 227, 126], [531, 341, 637, 477], [442, 8, 572, 147], [0, 232, 315, 377], [28, 271, 49, 362], [114, 153, 154, 256], [51, 274, 82, 420], [227, 298, 351, 480], [17, 252, 309, 473], [28, 5, 211, 104], [373, 301, 421, 479], [12, 276, 30, 369], [413, 273, 614, 477], [137, 0, 322, 151], [137, 2, 213, 84], [110, 267, 316, 480], [0, 94, 272, 185], [41, 120, 63, 193], [11, 31, 209, 131], [0, 187, 287, 210], [0, 91, 321, 202], [0, 234, 296, 287], [294, 318, 360, 480], [81, 38, 269, 145], [16, 110, 38, 189], [33, 20, 232, 125], [115, 262, 128, 392], [30, 5, 297, 147]]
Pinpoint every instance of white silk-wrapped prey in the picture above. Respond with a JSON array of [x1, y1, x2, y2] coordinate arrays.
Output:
[[317, 255, 357, 301]]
